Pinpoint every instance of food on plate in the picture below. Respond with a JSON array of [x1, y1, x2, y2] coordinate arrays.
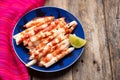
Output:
[[13, 16, 54, 45], [39, 47, 75, 68], [24, 16, 54, 28], [13, 16, 85, 68], [69, 34, 86, 48]]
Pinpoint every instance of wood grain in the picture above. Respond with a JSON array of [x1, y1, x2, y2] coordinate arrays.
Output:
[[104, 0, 120, 80], [45, 0, 69, 10], [30, 67, 72, 80], [70, 0, 112, 80], [30, 0, 120, 80]]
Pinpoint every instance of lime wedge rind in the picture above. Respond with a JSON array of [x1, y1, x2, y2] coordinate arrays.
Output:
[[69, 34, 86, 48]]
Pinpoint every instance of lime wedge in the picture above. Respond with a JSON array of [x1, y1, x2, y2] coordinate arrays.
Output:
[[69, 34, 86, 48]]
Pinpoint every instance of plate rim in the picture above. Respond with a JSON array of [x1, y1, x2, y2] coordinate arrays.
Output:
[[12, 6, 86, 72]]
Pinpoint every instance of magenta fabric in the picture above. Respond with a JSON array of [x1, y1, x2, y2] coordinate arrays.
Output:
[[0, 0, 45, 80]]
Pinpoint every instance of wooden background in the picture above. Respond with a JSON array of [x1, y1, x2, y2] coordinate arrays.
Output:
[[29, 0, 120, 80]]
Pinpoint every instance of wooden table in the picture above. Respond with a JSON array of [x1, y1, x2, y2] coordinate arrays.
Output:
[[29, 0, 120, 80]]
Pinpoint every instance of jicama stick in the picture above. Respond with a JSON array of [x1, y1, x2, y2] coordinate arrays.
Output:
[[13, 22, 50, 45], [66, 21, 77, 34], [39, 47, 75, 68], [29, 18, 66, 42], [26, 39, 70, 66], [13, 17, 65, 45], [25, 59, 37, 67], [38, 38, 70, 59], [28, 21, 77, 61], [23, 18, 66, 46], [29, 34, 69, 60], [27, 28, 65, 50], [24, 16, 54, 28], [13, 16, 78, 68], [26, 20, 77, 50]]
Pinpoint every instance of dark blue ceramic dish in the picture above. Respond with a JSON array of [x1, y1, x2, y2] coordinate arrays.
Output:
[[12, 6, 85, 72]]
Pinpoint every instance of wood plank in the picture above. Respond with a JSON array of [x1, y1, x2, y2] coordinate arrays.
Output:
[[103, 0, 120, 80], [70, 0, 112, 80], [30, 0, 120, 80], [29, 67, 72, 80], [32, 0, 72, 80], [45, 0, 69, 10]]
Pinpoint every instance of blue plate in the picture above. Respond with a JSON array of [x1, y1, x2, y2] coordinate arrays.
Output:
[[12, 7, 85, 72]]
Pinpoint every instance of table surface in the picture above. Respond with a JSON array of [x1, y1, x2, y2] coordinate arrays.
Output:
[[29, 0, 120, 80]]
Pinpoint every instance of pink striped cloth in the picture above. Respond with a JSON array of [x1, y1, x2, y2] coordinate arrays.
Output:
[[0, 0, 45, 80]]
